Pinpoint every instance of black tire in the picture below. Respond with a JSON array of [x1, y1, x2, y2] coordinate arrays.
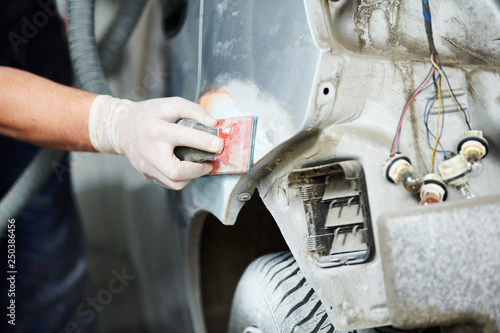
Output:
[[228, 251, 374, 333]]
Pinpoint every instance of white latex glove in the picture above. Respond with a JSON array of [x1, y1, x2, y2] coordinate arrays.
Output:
[[88, 95, 224, 190]]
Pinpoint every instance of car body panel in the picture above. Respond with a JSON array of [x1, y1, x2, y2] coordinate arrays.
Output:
[[169, 0, 500, 331], [172, 0, 323, 224]]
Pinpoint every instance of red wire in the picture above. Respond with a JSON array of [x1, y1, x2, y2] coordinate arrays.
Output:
[[390, 66, 436, 156]]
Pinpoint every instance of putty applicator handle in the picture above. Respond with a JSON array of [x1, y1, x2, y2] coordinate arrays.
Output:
[[174, 119, 219, 163]]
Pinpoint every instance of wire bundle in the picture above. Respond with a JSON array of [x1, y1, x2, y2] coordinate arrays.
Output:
[[390, 64, 436, 157], [389, 0, 472, 172]]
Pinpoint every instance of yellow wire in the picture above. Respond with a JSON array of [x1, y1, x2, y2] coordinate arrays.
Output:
[[431, 71, 442, 173], [430, 56, 470, 130]]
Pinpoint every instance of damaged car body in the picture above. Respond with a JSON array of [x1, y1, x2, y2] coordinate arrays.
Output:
[[166, 0, 500, 332], [63, 0, 500, 332]]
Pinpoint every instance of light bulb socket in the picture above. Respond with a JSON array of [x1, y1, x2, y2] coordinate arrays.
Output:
[[457, 131, 489, 160], [421, 175, 448, 202], [384, 154, 411, 184]]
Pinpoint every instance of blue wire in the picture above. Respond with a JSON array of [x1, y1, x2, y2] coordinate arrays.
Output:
[[423, 93, 447, 157], [423, 94, 437, 126]]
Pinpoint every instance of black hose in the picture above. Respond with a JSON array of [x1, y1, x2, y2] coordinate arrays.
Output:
[[99, 0, 149, 75]]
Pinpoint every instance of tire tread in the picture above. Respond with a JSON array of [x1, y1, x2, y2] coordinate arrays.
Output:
[[244, 251, 337, 333], [229, 251, 373, 333]]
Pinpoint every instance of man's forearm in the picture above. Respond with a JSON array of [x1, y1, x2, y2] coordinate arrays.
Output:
[[0, 66, 98, 151], [0, 66, 225, 189]]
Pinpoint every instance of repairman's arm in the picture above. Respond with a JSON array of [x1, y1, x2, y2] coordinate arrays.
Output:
[[0, 66, 224, 190]]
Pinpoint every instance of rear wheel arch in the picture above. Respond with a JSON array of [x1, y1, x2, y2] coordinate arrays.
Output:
[[186, 191, 289, 333]]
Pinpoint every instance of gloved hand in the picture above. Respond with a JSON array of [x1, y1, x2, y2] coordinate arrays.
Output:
[[88, 95, 224, 190]]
